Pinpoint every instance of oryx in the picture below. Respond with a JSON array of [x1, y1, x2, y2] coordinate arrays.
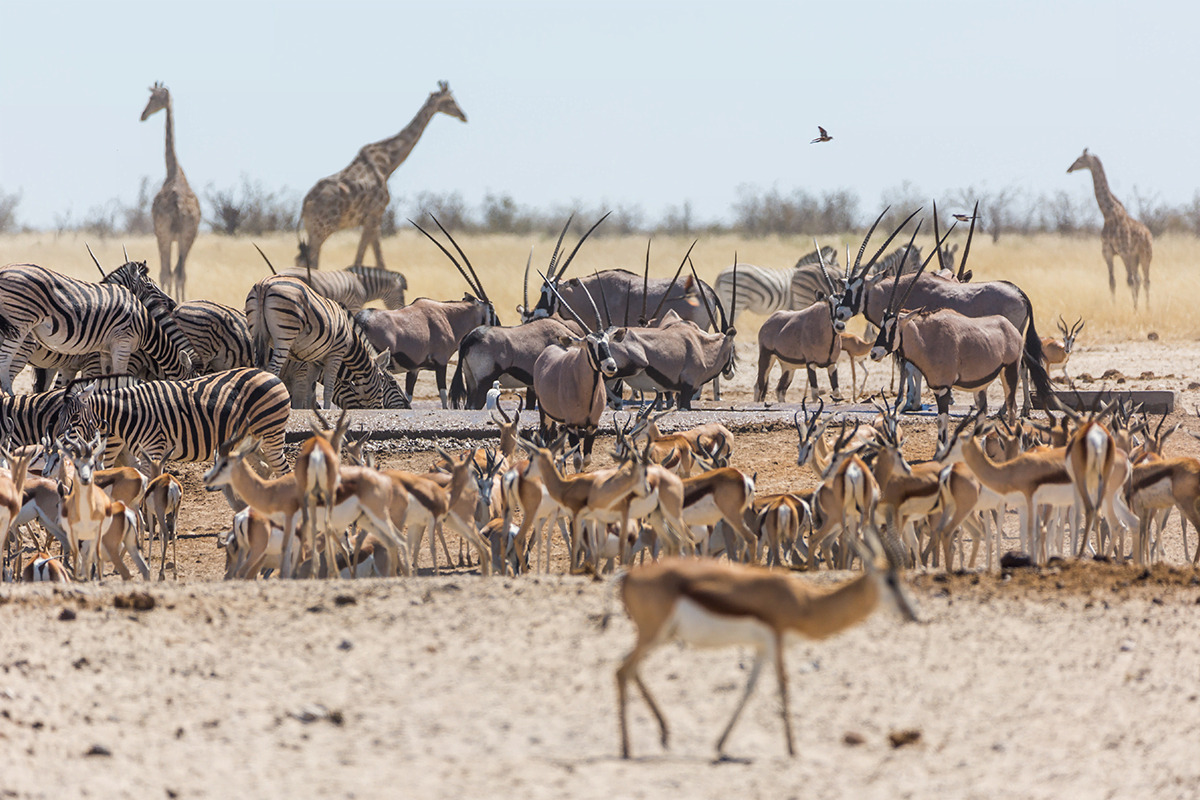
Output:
[[448, 235, 598, 410], [355, 216, 500, 408], [527, 218, 723, 331], [606, 256, 738, 410], [868, 233, 1055, 443], [532, 275, 629, 472], [835, 204, 1050, 412], [753, 243, 846, 404]]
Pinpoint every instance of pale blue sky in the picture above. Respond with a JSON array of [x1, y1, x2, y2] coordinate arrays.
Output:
[[1, 0, 1195, 229]]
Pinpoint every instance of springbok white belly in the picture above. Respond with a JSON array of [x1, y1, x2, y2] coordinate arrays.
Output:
[[666, 597, 774, 650]]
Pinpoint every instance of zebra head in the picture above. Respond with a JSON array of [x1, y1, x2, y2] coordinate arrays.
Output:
[[54, 380, 103, 446]]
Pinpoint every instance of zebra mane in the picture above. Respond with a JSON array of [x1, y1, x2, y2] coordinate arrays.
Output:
[[792, 246, 839, 270], [62, 373, 142, 398]]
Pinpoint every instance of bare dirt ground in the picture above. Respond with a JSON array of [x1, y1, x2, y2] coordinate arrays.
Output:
[[5, 340, 1200, 798]]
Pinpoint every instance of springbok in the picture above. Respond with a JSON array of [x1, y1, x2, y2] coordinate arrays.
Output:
[[1042, 316, 1084, 376], [611, 531, 918, 759]]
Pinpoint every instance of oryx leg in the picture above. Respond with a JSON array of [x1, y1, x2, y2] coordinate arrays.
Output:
[[755, 348, 775, 403], [435, 365, 449, 410]]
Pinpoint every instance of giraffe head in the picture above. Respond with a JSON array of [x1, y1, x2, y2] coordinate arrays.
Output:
[[1067, 148, 1095, 174], [140, 81, 171, 121], [432, 81, 468, 123]]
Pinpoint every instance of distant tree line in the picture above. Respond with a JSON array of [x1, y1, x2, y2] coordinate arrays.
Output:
[[4, 180, 1200, 240]]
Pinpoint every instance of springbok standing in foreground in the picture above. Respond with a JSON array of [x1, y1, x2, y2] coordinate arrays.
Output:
[[611, 530, 918, 759]]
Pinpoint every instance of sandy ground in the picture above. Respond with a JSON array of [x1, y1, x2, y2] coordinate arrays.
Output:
[[5, 340, 1200, 798]]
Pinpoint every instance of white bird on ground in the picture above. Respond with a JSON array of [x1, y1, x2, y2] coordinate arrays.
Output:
[[484, 381, 502, 410]]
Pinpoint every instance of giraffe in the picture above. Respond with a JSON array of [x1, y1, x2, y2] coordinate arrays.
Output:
[[1067, 148, 1154, 308], [298, 81, 468, 269], [140, 82, 202, 300]]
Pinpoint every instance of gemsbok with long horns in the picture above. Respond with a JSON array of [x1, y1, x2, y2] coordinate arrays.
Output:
[[836, 203, 1051, 413], [868, 221, 1055, 443]]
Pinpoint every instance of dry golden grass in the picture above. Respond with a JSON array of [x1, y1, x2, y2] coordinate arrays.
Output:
[[2, 229, 1197, 342]]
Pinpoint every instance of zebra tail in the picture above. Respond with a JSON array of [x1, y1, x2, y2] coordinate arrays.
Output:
[[250, 285, 272, 370]]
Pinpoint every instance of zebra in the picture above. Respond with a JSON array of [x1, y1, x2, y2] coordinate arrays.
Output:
[[52, 368, 292, 474], [714, 246, 839, 318], [245, 275, 409, 409], [279, 265, 407, 313], [94, 260, 255, 374], [94, 259, 201, 370], [174, 300, 254, 372], [29, 345, 157, 392], [0, 386, 70, 447], [0, 264, 195, 394]]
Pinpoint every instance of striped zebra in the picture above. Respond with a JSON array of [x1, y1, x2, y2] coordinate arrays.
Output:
[[245, 275, 408, 409], [0, 264, 195, 394], [97, 259, 201, 367], [0, 386, 69, 446], [279, 265, 407, 313], [174, 300, 254, 372], [714, 246, 840, 318], [29, 345, 157, 392], [52, 368, 292, 473], [97, 261, 255, 374]]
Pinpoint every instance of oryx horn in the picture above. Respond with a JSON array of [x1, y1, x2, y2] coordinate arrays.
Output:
[[956, 200, 979, 282], [252, 243, 278, 275], [85, 243, 106, 278], [647, 239, 697, 323]]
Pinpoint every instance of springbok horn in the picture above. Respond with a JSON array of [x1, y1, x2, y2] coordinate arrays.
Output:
[[1073, 317, 1085, 335], [85, 243, 105, 278], [956, 200, 979, 282], [554, 211, 611, 283], [429, 214, 488, 302], [648, 239, 697, 323], [408, 217, 481, 298], [687, 257, 718, 331], [252, 243, 278, 275]]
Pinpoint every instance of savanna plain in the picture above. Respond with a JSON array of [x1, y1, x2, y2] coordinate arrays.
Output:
[[4, 230, 1200, 799]]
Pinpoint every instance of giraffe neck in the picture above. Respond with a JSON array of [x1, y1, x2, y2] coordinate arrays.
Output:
[[1085, 159, 1121, 220], [163, 101, 179, 181], [370, 96, 441, 177]]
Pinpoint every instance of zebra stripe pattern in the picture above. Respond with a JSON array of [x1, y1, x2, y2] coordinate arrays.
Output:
[[52, 368, 292, 473], [279, 265, 407, 313], [0, 387, 68, 446], [174, 300, 254, 372], [99, 260, 201, 369], [714, 246, 840, 317], [245, 276, 408, 409], [0, 264, 195, 393]]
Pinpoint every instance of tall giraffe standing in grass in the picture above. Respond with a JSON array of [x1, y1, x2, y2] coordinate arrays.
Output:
[[140, 82, 202, 300], [298, 81, 468, 269], [1067, 148, 1154, 308]]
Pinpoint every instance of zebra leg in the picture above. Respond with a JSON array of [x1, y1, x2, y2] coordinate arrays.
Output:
[[320, 357, 344, 410], [0, 333, 34, 394]]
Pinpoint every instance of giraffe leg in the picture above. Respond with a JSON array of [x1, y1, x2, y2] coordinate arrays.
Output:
[[1125, 254, 1141, 310], [1102, 243, 1117, 298], [156, 234, 173, 296], [175, 225, 198, 301]]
